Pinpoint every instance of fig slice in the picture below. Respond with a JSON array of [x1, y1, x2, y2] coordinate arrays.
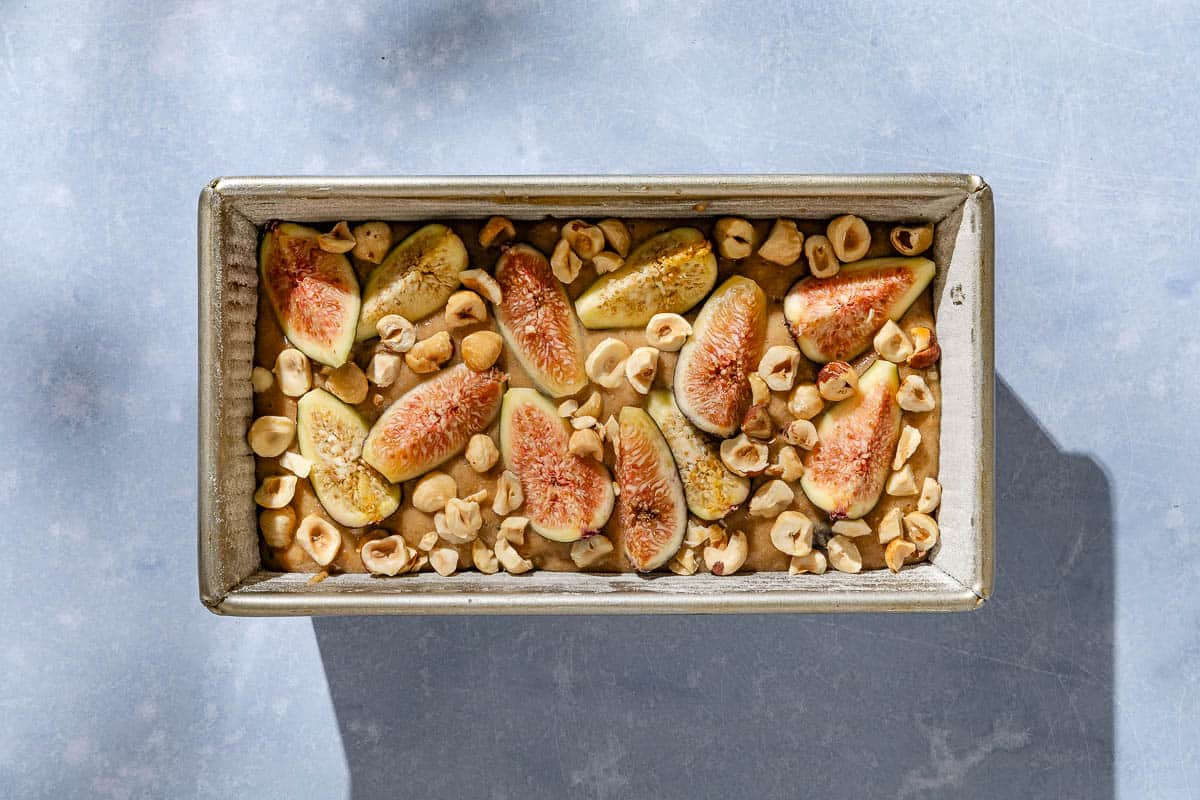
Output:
[[645, 390, 749, 521], [259, 223, 361, 367], [615, 406, 688, 571], [494, 244, 588, 397], [783, 256, 935, 364], [297, 389, 400, 527], [800, 359, 902, 520], [357, 223, 468, 340], [575, 227, 718, 329], [362, 364, 506, 483], [672, 275, 767, 437], [499, 388, 614, 543]]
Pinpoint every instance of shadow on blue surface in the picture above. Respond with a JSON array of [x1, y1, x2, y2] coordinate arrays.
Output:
[[313, 378, 1113, 799]]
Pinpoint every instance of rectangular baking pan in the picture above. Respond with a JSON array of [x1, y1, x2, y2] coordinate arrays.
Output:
[[198, 175, 993, 615]]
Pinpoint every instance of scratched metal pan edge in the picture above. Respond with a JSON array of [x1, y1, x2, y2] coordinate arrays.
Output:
[[198, 174, 994, 616]]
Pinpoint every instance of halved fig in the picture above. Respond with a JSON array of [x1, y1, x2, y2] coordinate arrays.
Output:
[[259, 223, 361, 367], [493, 244, 588, 397], [672, 275, 767, 437], [362, 364, 506, 483], [645, 390, 749, 521], [783, 256, 934, 364], [499, 388, 614, 542], [616, 406, 688, 571], [801, 359, 902, 520], [357, 223, 468, 340], [297, 389, 400, 527], [575, 227, 718, 329]]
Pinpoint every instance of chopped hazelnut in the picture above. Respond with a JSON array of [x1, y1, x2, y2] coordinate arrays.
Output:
[[831, 519, 872, 538], [826, 215, 870, 262], [757, 219, 804, 266], [758, 345, 801, 391], [740, 404, 773, 440], [570, 534, 614, 568], [254, 474, 297, 509], [461, 330, 504, 371], [405, 331, 453, 373], [597, 218, 631, 257], [703, 530, 748, 575], [917, 477, 942, 513], [247, 415, 296, 458], [645, 313, 692, 352], [412, 471, 457, 513], [274, 348, 312, 397], [551, 238, 583, 283], [720, 434, 769, 477], [494, 536, 533, 574], [749, 479, 794, 518], [904, 512, 940, 552], [576, 391, 602, 419], [591, 252, 625, 275], [890, 224, 933, 257], [826, 534, 863, 573], [463, 488, 488, 504], [251, 366, 274, 393], [713, 217, 755, 259], [492, 470, 524, 515], [906, 326, 941, 369], [444, 290, 488, 327], [766, 445, 804, 482], [625, 346, 659, 394], [668, 548, 700, 575], [603, 415, 620, 450], [781, 419, 818, 450], [472, 539, 500, 574], [886, 465, 919, 496], [296, 514, 342, 567], [478, 216, 516, 249], [259, 507, 297, 548], [884, 538, 918, 572], [317, 221, 356, 254], [562, 220, 605, 259], [585, 338, 630, 388], [897, 374, 935, 412], [417, 531, 439, 552], [877, 508, 904, 544], [377, 314, 416, 353], [789, 550, 827, 575], [748, 373, 770, 406], [326, 362, 368, 405], [278, 450, 312, 479], [557, 398, 579, 417], [569, 428, 604, 460], [770, 510, 814, 556], [436, 498, 483, 544], [459, 269, 503, 305], [570, 415, 597, 430], [429, 546, 459, 576], [497, 514, 529, 545], [465, 434, 500, 473], [893, 424, 921, 470], [351, 221, 392, 264], [804, 234, 840, 278], [788, 383, 824, 419], [817, 361, 858, 401], [366, 352, 402, 387], [873, 320, 913, 363], [683, 521, 717, 548], [360, 534, 413, 576]]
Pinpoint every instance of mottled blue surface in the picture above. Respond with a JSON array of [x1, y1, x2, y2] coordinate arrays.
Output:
[[1, 1, 1195, 798]]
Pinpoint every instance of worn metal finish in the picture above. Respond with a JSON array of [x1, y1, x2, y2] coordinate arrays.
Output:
[[198, 174, 994, 616]]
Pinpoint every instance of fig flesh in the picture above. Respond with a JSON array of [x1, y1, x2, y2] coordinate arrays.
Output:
[[783, 257, 934, 364], [357, 223, 468, 340], [297, 389, 400, 527], [259, 223, 361, 367], [362, 364, 506, 483], [498, 388, 614, 543], [494, 244, 589, 397], [575, 227, 718, 329], [800, 359, 902, 520], [672, 275, 767, 437], [615, 406, 688, 571], [645, 390, 749, 521]]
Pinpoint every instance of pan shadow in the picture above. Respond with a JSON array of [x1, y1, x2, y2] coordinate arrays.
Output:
[[313, 378, 1113, 799]]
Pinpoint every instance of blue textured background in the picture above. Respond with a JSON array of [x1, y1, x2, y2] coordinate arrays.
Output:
[[1, 1, 1195, 797]]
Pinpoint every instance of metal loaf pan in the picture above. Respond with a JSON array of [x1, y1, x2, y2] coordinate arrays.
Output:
[[198, 175, 993, 616]]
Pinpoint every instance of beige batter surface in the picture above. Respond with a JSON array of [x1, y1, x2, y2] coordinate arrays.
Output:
[[255, 217, 940, 574]]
